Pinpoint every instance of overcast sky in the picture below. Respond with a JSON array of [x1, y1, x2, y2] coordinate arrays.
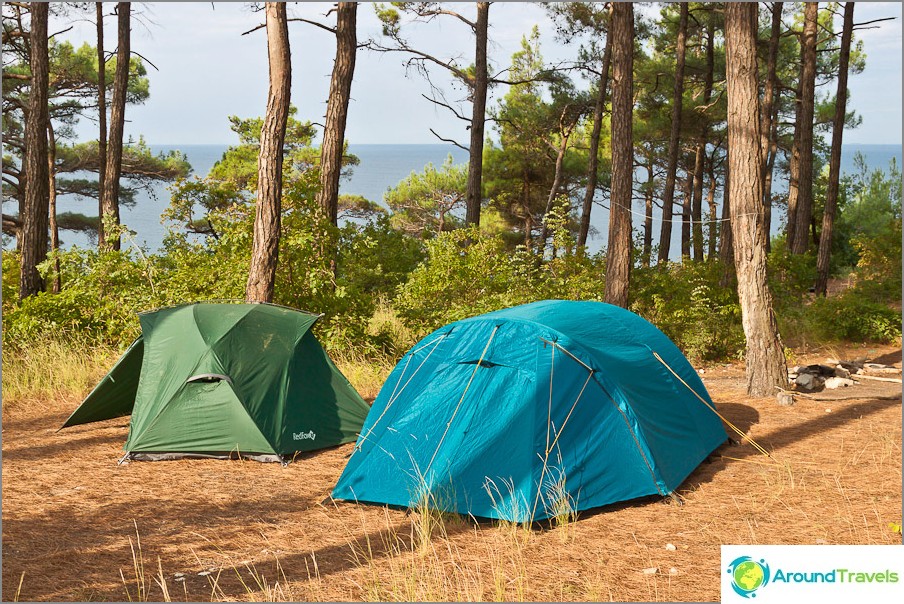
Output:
[[55, 2, 903, 146]]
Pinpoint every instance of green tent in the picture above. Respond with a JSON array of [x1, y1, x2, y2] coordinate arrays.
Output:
[[61, 302, 370, 463]]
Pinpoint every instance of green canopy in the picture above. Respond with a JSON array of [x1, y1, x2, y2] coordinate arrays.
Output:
[[62, 303, 370, 463]]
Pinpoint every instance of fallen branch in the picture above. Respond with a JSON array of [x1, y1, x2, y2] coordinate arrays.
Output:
[[854, 374, 902, 384]]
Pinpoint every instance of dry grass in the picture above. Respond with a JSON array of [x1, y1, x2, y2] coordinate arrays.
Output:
[[1, 341, 901, 601], [1, 337, 118, 414]]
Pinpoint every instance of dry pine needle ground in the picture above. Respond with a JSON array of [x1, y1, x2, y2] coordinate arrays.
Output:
[[2, 344, 901, 601]]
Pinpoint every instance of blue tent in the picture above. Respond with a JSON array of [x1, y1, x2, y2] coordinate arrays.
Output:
[[333, 300, 727, 521]]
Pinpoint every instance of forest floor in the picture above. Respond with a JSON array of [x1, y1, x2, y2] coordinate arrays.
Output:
[[2, 343, 901, 602]]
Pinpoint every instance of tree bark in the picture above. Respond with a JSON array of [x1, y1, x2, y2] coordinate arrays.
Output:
[[604, 2, 633, 308], [763, 101, 779, 253], [101, 2, 130, 251], [760, 2, 782, 250], [725, 2, 788, 396], [540, 118, 576, 244], [316, 2, 356, 226], [642, 159, 654, 267], [691, 23, 715, 262], [19, 2, 50, 299], [718, 161, 734, 286], [815, 3, 854, 296], [465, 2, 489, 226], [48, 121, 61, 293], [656, 2, 688, 265], [96, 2, 108, 249], [577, 10, 612, 249], [246, 2, 291, 303], [690, 145, 705, 261], [680, 162, 692, 259], [706, 155, 718, 259], [790, 2, 818, 254]]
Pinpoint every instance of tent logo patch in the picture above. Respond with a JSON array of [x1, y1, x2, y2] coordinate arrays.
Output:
[[727, 556, 771, 598], [293, 430, 316, 441]]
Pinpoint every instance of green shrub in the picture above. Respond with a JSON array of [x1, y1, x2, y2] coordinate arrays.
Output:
[[790, 292, 901, 344], [631, 262, 745, 362]]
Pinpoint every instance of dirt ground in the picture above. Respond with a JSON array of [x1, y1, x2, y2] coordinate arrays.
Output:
[[2, 344, 901, 602]]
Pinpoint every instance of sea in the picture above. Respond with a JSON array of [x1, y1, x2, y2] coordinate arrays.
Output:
[[47, 143, 902, 256]]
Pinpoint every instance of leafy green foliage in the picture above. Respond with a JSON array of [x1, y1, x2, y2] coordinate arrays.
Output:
[[631, 263, 745, 362], [385, 155, 467, 237]]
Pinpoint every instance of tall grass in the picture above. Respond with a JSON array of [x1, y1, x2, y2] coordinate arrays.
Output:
[[1, 336, 118, 408]]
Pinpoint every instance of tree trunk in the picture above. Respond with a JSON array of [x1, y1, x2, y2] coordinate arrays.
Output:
[[577, 11, 612, 249], [718, 161, 734, 286], [101, 2, 130, 251], [706, 157, 718, 259], [656, 2, 688, 265], [539, 128, 572, 245], [48, 121, 61, 293], [96, 2, 108, 249], [691, 23, 714, 263], [642, 159, 654, 267], [604, 2, 633, 308], [680, 164, 692, 259], [465, 2, 489, 226], [19, 2, 50, 299], [316, 2, 356, 226], [763, 102, 779, 252], [690, 145, 705, 261], [816, 3, 854, 296], [760, 2, 782, 187], [785, 88, 802, 245], [790, 2, 818, 254], [725, 2, 788, 396], [246, 2, 292, 303]]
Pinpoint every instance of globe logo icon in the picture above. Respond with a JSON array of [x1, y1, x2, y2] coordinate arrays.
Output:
[[726, 556, 771, 598]]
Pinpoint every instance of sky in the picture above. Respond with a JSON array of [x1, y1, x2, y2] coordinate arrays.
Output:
[[53, 2, 903, 147]]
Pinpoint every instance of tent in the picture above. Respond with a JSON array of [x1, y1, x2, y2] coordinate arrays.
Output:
[[62, 302, 370, 463], [332, 300, 727, 521]]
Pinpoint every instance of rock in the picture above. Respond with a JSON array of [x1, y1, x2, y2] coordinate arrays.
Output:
[[794, 373, 824, 391], [669, 567, 679, 575], [825, 408, 832, 413], [834, 366, 851, 379], [642, 567, 658, 575], [825, 358, 840, 366], [665, 543, 677, 551], [839, 360, 864, 373], [811, 364, 838, 377], [776, 392, 795, 406], [173, 573, 185, 578], [824, 376, 854, 389], [864, 363, 900, 374]]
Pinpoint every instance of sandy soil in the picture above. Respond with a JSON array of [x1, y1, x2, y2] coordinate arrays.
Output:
[[2, 344, 901, 602]]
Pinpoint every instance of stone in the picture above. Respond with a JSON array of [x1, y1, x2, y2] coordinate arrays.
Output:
[[834, 366, 851, 379], [825, 358, 840, 366], [665, 543, 677, 551], [776, 392, 795, 406], [642, 567, 658, 575], [824, 376, 854, 389], [669, 568, 679, 575], [794, 373, 824, 391]]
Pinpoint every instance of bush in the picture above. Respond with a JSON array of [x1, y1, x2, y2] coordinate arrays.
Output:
[[631, 262, 745, 362], [394, 226, 605, 335], [783, 291, 902, 345]]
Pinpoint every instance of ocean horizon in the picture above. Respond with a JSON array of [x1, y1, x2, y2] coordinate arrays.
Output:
[[41, 142, 903, 255]]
